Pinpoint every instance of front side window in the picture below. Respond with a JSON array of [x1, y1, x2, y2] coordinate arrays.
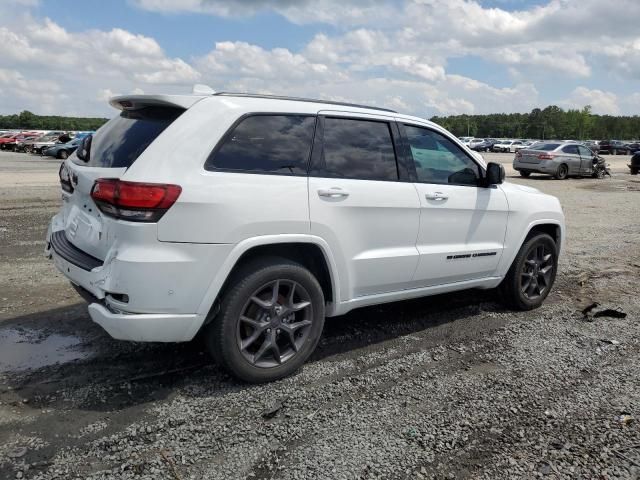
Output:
[[313, 117, 398, 181], [404, 125, 480, 186], [578, 145, 592, 157], [207, 115, 316, 174]]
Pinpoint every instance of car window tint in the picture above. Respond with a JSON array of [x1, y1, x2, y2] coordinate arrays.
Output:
[[314, 117, 398, 181], [536, 143, 561, 151], [404, 125, 480, 186], [74, 107, 183, 168], [207, 115, 316, 174], [562, 145, 579, 154]]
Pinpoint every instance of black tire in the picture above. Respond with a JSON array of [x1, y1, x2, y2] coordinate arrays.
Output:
[[499, 233, 558, 310], [58, 150, 68, 160], [519, 171, 531, 178], [555, 163, 569, 180], [631, 168, 639, 175], [205, 257, 325, 383]]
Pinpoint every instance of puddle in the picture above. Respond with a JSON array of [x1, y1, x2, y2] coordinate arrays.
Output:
[[0, 328, 90, 372]]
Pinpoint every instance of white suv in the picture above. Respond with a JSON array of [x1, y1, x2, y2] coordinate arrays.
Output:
[[46, 93, 565, 382]]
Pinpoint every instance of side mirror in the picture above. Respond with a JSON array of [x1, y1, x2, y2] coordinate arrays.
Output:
[[485, 162, 505, 185]]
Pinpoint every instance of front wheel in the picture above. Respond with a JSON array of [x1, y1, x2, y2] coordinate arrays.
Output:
[[519, 171, 531, 178], [499, 233, 558, 310], [206, 257, 325, 383]]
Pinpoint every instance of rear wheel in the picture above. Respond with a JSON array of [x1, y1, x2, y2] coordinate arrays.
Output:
[[555, 163, 569, 180], [206, 257, 325, 383], [631, 167, 639, 175], [519, 171, 531, 178], [499, 233, 558, 310]]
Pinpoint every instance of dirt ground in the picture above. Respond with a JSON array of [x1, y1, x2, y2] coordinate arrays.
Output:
[[0, 150, 638, 480]]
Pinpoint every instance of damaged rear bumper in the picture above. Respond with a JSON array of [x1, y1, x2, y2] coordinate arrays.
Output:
[[45, 215, 232, 342]]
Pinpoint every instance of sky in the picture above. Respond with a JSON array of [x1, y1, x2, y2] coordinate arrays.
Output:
[[0, 0, 639, 118]]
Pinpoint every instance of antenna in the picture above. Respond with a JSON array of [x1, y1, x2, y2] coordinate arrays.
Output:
[[192, 84, 216, 95]]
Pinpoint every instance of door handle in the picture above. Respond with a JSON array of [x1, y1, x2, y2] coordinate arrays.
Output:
[[425, 192, 448, 201], [318, 188, 349, 198]]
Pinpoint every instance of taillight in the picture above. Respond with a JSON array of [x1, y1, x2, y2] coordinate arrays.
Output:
[[91, 178, 182, 222], [538, 153, 555, 160], [59, 163, 73, 193]]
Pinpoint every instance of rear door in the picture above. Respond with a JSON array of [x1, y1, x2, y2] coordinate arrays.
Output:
[[399, 123, 508, 286], [62, 105, 185, 260], [308, 114, 420, 299]]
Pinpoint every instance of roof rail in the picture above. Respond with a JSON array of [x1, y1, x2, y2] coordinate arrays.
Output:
[[212, 92, 397, 113]]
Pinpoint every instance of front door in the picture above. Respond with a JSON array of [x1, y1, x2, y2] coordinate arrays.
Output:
[[578, 145, 594, 176], [399, 123, 509, 286], [308, 115, 420, 299]]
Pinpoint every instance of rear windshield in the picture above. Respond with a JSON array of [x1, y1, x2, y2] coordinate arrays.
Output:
[[534, 143, 561, 151], [74, 106, 183, 168]]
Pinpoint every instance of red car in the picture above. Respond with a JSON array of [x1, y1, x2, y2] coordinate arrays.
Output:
[[0, 132, 39, 150]]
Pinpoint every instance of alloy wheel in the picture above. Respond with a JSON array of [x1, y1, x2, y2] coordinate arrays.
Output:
[[236, 279, 313, 368], [520, 245, 554, 300]]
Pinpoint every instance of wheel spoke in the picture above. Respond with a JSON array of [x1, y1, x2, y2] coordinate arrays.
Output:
[[241, 329, 263, 351], [240, 315, 266, 330], [521, 277, 532, 293], [250, 295, 272, 309], [280, 320, 311, 350], [253, 335, 274, 364], [527, 280, 537, 297], [270, 280, 280, 307], [540, 266, 553, 285]]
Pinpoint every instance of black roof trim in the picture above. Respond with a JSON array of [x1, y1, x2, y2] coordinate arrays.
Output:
[[212, 92, 397, 114]]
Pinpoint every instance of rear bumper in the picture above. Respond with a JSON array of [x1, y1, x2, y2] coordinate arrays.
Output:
[[45, 214, 233, 342], [513, 159, 556, 174], [88, 303, 202, 342]]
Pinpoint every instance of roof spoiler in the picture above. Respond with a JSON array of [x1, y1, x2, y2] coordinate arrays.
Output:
[[109, 94, 204, 111]]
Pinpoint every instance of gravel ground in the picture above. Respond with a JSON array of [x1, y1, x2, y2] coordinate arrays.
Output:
[[0, 150, 639, 479]]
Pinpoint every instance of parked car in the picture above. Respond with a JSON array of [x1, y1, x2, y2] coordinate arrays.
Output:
[[494, 140, 524, 153], [25, 135, 60, 154], [514, 142, 604, 179], [0, 133, 21, 150], [13, 135, 39, 152], [469, 138, 499, 152], [0, 132, 38, 151], [599, 140, 630, 155], [46, 92, 565, 382], [623, 142, 640, 154], [629, 152, 640, 175], [42, 138, 83, 159], [584, 140, 599, 153]]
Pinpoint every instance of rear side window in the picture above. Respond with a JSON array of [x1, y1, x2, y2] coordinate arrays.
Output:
[[536, 143, 561, 151], [206, 115, 316, 175], [312, 117, 398, 181], [74, 107, 183, 168], [562, 145, 579, 154]]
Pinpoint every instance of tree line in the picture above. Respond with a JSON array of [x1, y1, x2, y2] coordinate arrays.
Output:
[[430, 106, 640, 140], [0, 111, 108, 131]]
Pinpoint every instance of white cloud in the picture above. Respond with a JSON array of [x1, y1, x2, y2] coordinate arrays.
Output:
[[561, 87, 620, 115], [0, 0, 639, 117]]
